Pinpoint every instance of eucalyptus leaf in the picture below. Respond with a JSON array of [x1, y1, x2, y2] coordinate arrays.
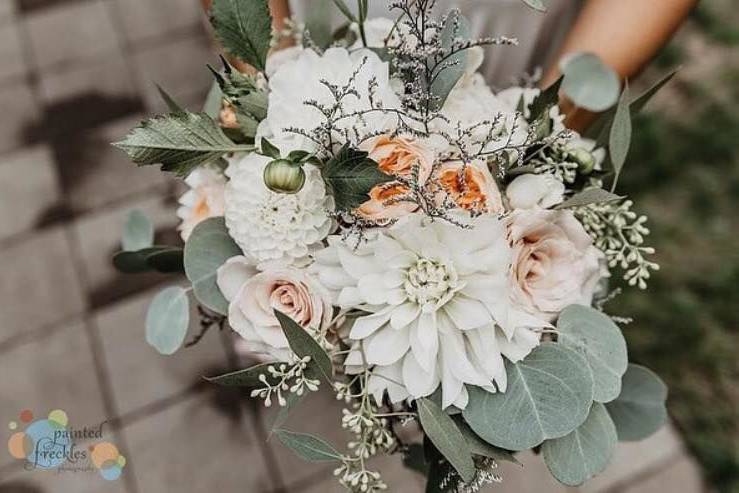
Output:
[[321, 145, 393, 211], [274, 429, 343, 462], [122, 210, 154, 251], [557, 304, 628, 403], [274, 310, 333, 382], [521, 0, 547, 12], [113, 111, 254, 177], [145, 286, 190, 355], [606, 364, 668, 441], [184, 217, 241, 315], [555, 188, 623, 209], [113, 246, 183, 274], [270, 392, 304, 431], [462, 343, 594, 451], [210, 0, 272, 72], [455, 419, 520, 465], [204, 362, 278, 387], [417, 398, 475, 483], [542, 402, 618, 486], [609, 85, 632, 192], [429, 10, 470, 111], [561, 53, 620, 112]]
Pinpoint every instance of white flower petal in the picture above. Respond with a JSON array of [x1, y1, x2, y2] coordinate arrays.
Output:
[[349, 308, 393, 339], [402, 352, 440, 399], [366, 326, 411, 366], [390, 303, 420, 330], [216, 256, 257, 302], [442, 296, 492, 330]]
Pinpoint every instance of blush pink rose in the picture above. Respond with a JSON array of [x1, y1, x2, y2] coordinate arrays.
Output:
[[217, 256, 333, 360], [507, 209, 603, 321]]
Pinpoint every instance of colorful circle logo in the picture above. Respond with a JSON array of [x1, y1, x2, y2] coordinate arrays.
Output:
[[90, 442, 126, 481], [6, 409, 71, 469]]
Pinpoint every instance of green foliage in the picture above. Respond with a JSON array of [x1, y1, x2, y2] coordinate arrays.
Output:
[[145, 286, 190, 355], [210, 0, 272, 72], [122, 210, 154, 251], [113, 111, 254, 177], [204, 363, 278, 388], [557, 304, 629, 403], [274, 429, 343, 462], [417, 397, 475, 483], [462, 343, 594, 451], [429, 10, 470, 112], [274, 310, 333, 382], [455, 419, 520, 465], [529, 76, 563, 122], [320, 145, 393, 211], [183, 217, 242, 315], [606, 364, 668, 441], [561, 53, 620, 112], [542, 403, 618, 486], [609, 85, 632, 192], [556, 188, 622, 209], [113, 246, 184, 274]]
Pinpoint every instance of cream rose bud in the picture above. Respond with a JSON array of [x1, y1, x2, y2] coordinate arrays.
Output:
[[216, 256, 333, 360], [176, 167, 226, 241], [508, 209, 604, 321], [506, 173, 565, 210]]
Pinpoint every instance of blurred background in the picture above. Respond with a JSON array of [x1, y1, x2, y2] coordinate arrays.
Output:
[[0, 0, 734, 492]]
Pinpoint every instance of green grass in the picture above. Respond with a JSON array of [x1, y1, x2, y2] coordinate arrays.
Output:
[[608, 86, 739, 492]]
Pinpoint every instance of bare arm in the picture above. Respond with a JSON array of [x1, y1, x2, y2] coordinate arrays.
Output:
[[541, 0, 697, 130]]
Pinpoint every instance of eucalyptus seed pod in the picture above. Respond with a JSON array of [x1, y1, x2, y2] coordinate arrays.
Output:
[[568, 147, 596, 174], [263, 159, 306, 194]]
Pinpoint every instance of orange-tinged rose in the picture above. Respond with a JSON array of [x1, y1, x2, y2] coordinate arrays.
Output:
[[437, 161, 504, 215], [361, 135, 434, 182], [356, 182, 417, 221]]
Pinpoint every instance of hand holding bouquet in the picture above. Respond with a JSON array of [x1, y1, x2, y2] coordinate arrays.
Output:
[[113, 1, 671, 491]]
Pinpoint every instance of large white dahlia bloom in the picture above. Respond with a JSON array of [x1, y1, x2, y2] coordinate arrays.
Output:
[[224, 153, 333, 265], [312, 213, 549, 409], [259, 47, 401, 152]]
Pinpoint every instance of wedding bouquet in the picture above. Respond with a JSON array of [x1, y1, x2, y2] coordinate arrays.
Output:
[[113, 1, 673, 491]]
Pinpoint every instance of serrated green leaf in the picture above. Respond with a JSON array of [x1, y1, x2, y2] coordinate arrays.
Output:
[[556, 188, 623, 209], [561, 53, 620, 112], [542, 402, 618, 486], [114, 111, 254, 177], [274, 310, 333, 382], [203, 81, 224, 119], [146, 286, 190, 355], [462, 343, 594, 451], [557, 305, 628, 403], [113, 246, 183, 274], [521, 0, 547, 12], [211, 0, 272, 72], [122, 209, 154, 251], [609, 85, 632, 192], [184, 217, 242, 315], [157, 85, 184, 113], [529, 76, 563, 122], [417, 398, 475, 483], [204, 362, 278, 387], [430, 10, 470, 112], [321, 145, 393, 211], [274, 429, 343, 462], [606, 364, 668, 441]]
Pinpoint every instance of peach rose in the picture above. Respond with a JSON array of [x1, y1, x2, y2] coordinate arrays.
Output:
[[508, 209, 603, 321], [437, 161, 504, 215], [217, 256, 333, 360], [176, 167, 226, 241], [356, 135, 435, 221]]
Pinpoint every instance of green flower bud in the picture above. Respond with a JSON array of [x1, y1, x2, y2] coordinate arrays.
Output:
[[263, 159, 306, 194], [568, 147, 596, 174]]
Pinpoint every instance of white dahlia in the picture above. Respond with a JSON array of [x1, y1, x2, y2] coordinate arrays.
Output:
[[312, 213, 549, 409], [224, 153, 333, 265], [259, 47, 401, 152]]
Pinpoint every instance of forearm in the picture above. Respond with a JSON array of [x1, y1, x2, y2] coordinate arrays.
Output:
[[542, 0, 697, 129]]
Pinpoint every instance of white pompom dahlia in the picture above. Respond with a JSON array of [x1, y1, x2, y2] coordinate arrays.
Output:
[[312, 213, 549, 409], [224, 153, 334, 266]]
